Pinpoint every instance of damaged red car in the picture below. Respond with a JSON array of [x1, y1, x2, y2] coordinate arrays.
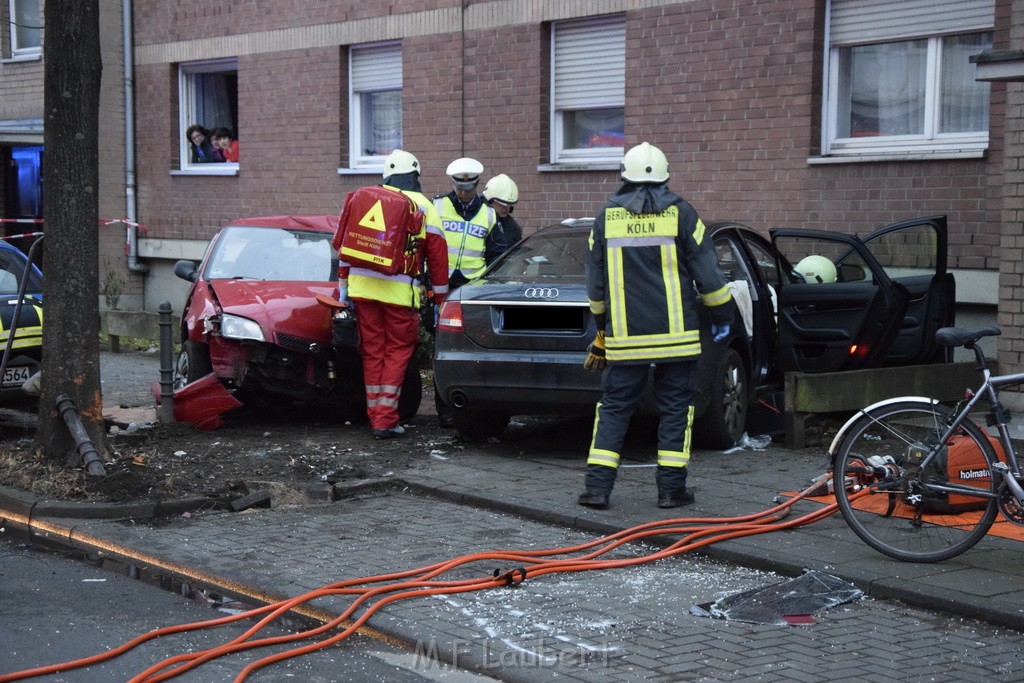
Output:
[[172, 215, 422, 423]]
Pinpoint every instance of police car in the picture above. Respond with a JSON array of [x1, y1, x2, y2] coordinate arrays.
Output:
[[0, 240, 43, 401], [432, 216, 954, 447]]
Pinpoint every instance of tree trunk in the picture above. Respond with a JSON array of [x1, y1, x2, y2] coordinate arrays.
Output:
[[36, 0, 109, 463]]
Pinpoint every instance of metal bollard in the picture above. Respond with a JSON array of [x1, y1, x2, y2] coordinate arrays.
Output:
[[158, 301, 175, 423]]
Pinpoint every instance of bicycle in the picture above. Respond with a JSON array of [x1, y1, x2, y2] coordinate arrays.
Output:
[[829, 326, 1024, 562]]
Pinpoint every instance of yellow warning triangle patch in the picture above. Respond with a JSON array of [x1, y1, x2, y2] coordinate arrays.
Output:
[[358, 200, 387, 232]]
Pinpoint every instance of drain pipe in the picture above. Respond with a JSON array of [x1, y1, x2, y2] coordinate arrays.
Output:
[[55, 394, 107, 477], [123, 0, 147, 273]]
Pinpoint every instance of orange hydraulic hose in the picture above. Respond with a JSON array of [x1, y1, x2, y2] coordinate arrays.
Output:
[[0, 482, 854, 683]]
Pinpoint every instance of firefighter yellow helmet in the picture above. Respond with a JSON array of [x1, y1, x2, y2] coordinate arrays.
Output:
[[382, 149, 420, 177], [620, 142, 670, 184], [793, 255, 837, 284], [446, 157, 484, 190], [482, 174, 518, 205]]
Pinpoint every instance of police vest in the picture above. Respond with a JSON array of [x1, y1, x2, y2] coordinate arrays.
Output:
[[433, 197, 495, 280]]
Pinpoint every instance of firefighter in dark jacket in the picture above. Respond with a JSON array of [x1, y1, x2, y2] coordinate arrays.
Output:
[[578, 142, 735, 509], [482, 173, 522, 263]]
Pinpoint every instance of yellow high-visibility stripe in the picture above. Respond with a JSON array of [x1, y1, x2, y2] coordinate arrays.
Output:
[[606, 342, 702, 362], [608, 248, 627, 337], [605, 330, 700, 348], [693, 218, 706, 245], [701, 284, 732, 307], [586, 450, 620, 468]]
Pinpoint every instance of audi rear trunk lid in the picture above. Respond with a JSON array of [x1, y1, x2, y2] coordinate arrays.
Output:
[[454, 278, 593, 352]]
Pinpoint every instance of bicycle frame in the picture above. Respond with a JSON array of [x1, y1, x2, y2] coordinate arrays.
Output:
[[828, 340, 1024, 505]]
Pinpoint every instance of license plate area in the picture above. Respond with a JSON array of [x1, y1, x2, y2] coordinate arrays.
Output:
[[3, 366, 31, 387]]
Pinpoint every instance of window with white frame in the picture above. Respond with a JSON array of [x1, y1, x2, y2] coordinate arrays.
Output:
[[178, 59, 239, 172], [822, 0, 993, 158], [349, 42, 402, 170], [550, 15, 625, 165], [9, 0, 41, 57]]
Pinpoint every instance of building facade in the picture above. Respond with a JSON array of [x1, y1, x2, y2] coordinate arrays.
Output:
[[4, 0, 1023, 384], [0, 0, 132, 306]]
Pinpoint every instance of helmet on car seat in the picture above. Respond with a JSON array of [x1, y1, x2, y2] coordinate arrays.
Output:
[[483, 174, 518, 205], [620, 142, 670, 184], [793, 255, 837, 284], [382, 149, 420, 177]]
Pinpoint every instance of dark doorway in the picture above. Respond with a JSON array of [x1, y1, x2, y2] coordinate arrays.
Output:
[[3, 145, 44, 264]]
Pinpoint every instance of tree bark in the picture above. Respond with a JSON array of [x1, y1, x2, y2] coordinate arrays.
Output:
[[36, 0, 109, 463]]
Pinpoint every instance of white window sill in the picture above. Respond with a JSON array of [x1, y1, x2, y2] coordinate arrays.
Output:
[[538, 162, 620, 172], [1, 53, 41, 64], [171, 166, 239, 176], [808, 150, 987, 164], [337, 167, 382, 176]]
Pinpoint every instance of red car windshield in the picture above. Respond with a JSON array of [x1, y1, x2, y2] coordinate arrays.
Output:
[[203, 226, 337, 282]]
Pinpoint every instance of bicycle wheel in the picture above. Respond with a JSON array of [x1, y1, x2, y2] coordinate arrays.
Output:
[[832, 399, 999, 562]]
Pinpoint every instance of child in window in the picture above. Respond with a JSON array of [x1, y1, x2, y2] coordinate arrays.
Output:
[[211, 128, 240, 162]]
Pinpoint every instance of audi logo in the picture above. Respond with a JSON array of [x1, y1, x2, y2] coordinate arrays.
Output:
[[524, 287, 559, 299]]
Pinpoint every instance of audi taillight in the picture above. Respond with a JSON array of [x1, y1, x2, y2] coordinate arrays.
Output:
[[436, 300, 464, 332]]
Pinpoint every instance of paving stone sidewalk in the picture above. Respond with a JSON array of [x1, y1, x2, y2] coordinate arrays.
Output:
[[5, 445, 1024, 682], [2, 350, 1022, 680]]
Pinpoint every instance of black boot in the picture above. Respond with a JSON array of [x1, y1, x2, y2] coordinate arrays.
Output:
[[435, 388, 454, 428], [577, 489, 610, 508], [656, 465, 694, 508], [577, 464, 617, 509]]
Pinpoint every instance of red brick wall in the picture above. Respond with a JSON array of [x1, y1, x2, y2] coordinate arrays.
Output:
[[996, 0, 1024, 371], [129, 0, 1008, 285]]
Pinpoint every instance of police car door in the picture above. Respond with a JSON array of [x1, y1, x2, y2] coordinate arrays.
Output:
[[770, 228, 909, 374]]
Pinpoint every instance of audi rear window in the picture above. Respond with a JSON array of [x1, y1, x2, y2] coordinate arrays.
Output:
[[488, 231, 588, 280]]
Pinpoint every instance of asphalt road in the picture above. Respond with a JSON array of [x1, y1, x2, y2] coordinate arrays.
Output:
[[0, 535, 496, 682]]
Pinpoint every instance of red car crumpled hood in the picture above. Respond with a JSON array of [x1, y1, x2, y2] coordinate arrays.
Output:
[[208, 279, 337, 345]]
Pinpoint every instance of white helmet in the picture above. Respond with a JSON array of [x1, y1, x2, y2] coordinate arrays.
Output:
[[794, 255, 837, 284], [620, 142, 669, 184], [382, 149, 420, 177], [482, 174, 518, 205], [446, 157, 484, 190]]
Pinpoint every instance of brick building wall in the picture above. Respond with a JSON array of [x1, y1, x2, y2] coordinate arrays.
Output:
[[127, 0, 1010, 327], [997, 0, 1024, 375], [0, 0, 129, 309], [97, 0, 134, 307]]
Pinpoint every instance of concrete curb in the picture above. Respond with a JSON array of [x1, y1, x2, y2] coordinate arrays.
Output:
[[0, 484, 219, 520]]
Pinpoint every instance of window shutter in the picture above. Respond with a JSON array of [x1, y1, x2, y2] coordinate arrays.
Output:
[[553, 15, 625, 110], [830, 0, 994, 46], [351, 43, 402, 92]]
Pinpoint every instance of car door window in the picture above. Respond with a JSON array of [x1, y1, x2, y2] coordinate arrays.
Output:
[[0, 249, 39, 295], [859, 216, 952, 366], [771, 229, 906, 373]]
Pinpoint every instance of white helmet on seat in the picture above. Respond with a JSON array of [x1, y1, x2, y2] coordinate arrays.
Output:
[[446, 157, 484, 190], [482, 174, 518, 205], [382, 149, 420, 177], [793, 255, 837, 284], [620, 142, 670, 184]]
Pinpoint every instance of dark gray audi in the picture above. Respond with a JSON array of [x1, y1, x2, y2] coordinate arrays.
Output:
[[432, 216, 954, 447]]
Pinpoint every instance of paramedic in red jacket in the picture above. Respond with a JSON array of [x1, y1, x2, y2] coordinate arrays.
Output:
[[335, 150, 449, 439]]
